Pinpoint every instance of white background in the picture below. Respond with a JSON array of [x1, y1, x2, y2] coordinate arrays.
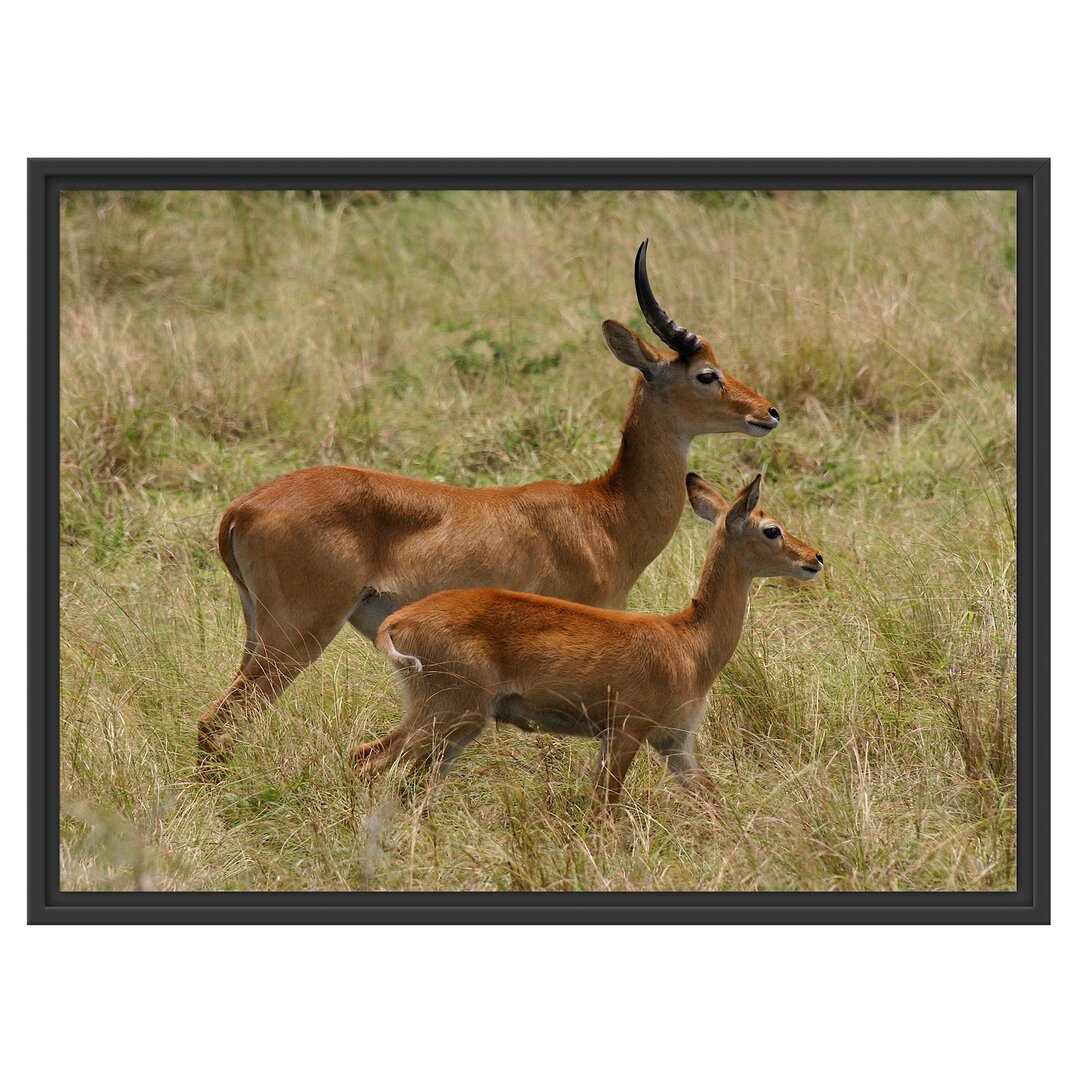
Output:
[[1, 3, 1071, 1076]]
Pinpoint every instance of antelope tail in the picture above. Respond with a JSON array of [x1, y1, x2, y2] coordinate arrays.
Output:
[[378, 630, 423, 674]]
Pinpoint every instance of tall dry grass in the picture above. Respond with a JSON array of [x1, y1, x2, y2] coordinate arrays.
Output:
[[59, 189, 1016, 891]]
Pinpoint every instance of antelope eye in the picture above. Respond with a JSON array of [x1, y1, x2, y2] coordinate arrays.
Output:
[[763, 526, 781, 539], [696, 371, 720, 385]]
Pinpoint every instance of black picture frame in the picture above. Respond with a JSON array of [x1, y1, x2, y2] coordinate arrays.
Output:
[[29, 158, 1050, 924]]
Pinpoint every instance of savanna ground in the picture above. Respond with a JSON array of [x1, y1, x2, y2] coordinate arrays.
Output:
[[59, 189, 1016, 891]]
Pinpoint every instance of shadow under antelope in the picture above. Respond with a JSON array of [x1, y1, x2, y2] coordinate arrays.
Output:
[[199, 242, 781, 768], [355, 473, 824, 808]]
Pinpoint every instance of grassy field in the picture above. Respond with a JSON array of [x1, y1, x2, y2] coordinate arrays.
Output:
[[58, 189, 1017, 892]]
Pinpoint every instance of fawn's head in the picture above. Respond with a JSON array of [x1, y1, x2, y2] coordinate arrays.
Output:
[[686, 472, 823, 581], [601, 240, 780, 439]]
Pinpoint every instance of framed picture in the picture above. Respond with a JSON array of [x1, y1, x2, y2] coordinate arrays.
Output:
[[29, 159, 1048, 923]]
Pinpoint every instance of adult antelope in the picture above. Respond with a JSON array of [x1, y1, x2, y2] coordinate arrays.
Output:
[[198, 242, 780, 765], [356, 473, 823, 805]]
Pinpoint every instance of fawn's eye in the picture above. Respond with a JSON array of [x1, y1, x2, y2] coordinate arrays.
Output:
[[763, 526, 781, 539], [696, 371, 720, 385]]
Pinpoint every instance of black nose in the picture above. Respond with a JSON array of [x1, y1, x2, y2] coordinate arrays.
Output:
[[768, 407, 780, 420], [816, 553, 824, 565]]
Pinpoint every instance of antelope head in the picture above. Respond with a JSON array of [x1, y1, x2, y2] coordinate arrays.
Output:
[[601, 240, 780, 438], [687, 472, 824, 581]]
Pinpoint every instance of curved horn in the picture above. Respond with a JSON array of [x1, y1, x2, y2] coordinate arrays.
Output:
[[634, 239, 701, 356]]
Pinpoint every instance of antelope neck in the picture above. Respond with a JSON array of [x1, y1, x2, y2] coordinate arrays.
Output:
[[596, 378, 691, 560], [683, 531, 753, 676]]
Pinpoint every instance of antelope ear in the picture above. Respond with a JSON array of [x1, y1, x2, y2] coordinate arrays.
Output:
[[602, 320, 666, 382], [725, 474, 762, 529], [686, 473, 729, 524]]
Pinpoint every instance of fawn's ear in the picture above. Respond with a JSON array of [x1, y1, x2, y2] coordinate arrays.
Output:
[[686, 472, 729, 524], [725, 473, 762, 530], [602, 320, 668, 382]]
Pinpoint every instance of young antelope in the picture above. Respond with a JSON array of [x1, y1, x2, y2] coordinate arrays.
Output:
[[354, 473, 823, 806]]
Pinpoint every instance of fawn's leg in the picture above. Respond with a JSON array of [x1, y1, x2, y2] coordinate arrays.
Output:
[[591, 725, 645, 808], [654, 727, 718, 794], [431, 717, 488, 780], [354, 675, 490, 786]]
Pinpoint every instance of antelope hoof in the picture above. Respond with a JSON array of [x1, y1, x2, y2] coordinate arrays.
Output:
[[195, 725, 233, 779], [349, 741, 383, 774]]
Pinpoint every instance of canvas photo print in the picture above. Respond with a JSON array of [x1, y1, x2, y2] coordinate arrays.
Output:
[[58, 188, 1017, 892]]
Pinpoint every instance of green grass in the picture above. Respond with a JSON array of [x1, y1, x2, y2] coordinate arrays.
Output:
[[59, 189, 1016, 891]]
